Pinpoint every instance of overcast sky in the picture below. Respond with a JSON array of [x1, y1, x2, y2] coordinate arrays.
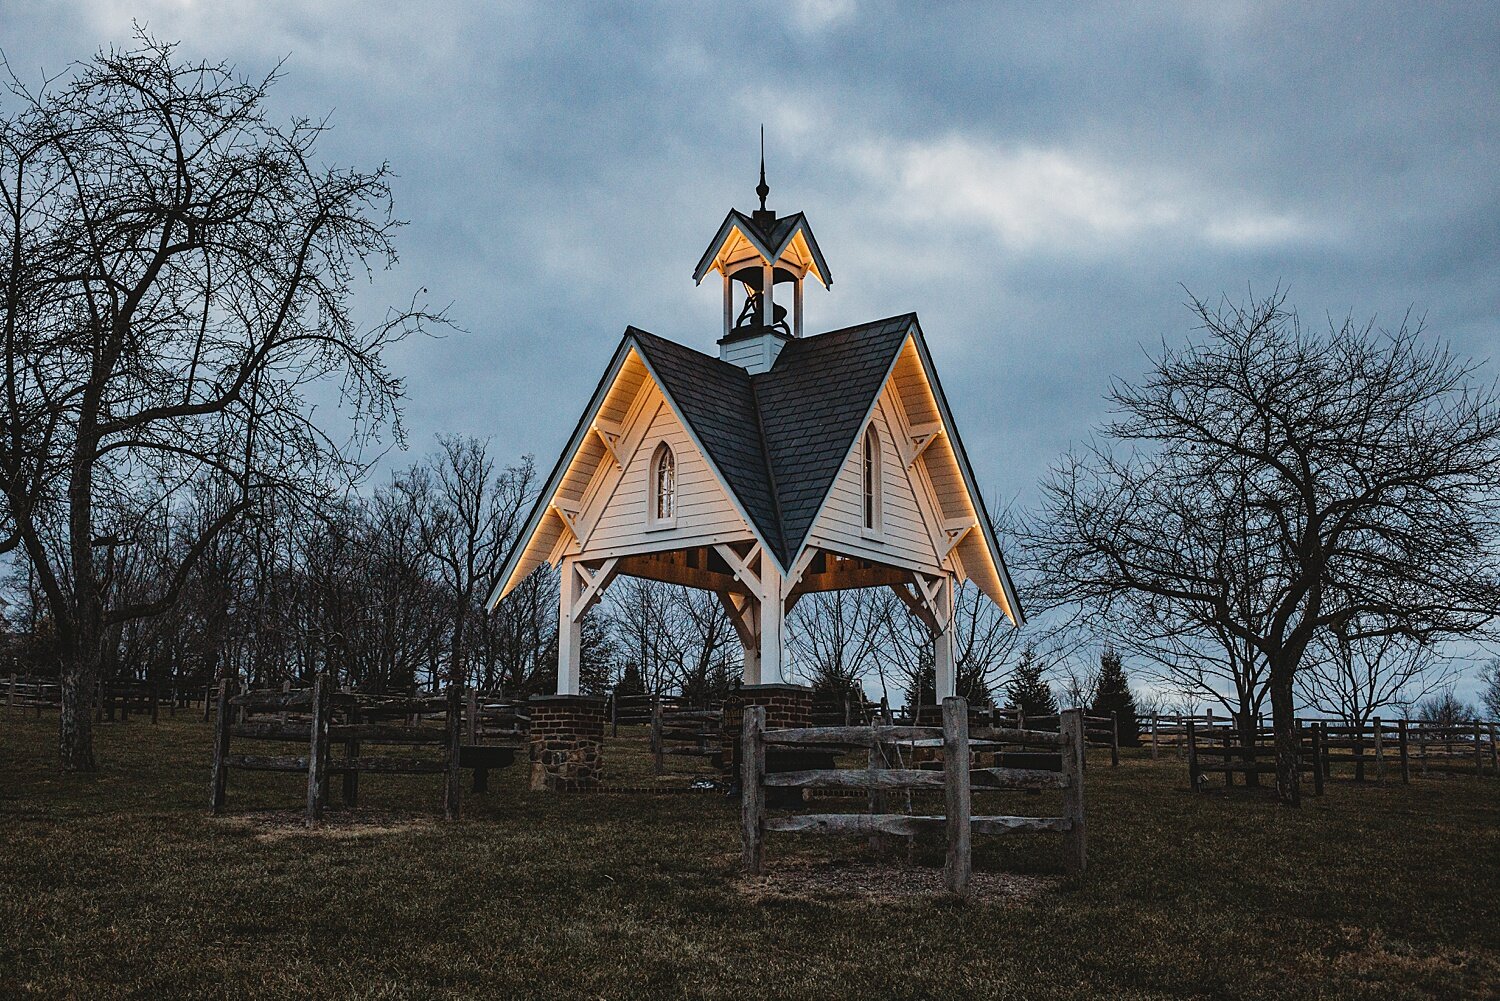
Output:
[[6, 3, 1498, 690]]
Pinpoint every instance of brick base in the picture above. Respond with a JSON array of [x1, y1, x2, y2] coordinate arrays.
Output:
[[528, 695, 605, 791], [722, 683, 813, 772]]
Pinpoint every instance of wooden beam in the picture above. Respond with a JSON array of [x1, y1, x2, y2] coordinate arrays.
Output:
[[615, 553, 750, 595]]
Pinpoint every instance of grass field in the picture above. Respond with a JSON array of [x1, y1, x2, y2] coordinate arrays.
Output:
[[2, 712, 1497, 999]]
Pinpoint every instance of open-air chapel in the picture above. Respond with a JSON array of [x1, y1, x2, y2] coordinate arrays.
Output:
[[488, 164, 1023, 789]]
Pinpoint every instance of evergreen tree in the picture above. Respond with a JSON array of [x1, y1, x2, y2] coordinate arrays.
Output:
[[1090, 646, 1141, 746], [1004, 645, 1058, 718], [615, 660, 646, 697]]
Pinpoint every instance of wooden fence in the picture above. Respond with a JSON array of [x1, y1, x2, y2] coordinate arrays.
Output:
[[740, 697, 1086, 896], [650, 703, 723, 773], [1185, 718, 1500, 793], [5, 675, 60, 716], [209, 678, 522, 826]]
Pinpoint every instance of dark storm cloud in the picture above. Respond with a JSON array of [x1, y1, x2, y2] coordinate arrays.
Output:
[[5, 1, 1498, 506]]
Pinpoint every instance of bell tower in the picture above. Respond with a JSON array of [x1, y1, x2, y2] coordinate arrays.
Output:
[[691, 142, 832, 374]]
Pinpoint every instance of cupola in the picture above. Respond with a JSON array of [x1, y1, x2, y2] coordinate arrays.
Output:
[[691, 145, 832, 374]]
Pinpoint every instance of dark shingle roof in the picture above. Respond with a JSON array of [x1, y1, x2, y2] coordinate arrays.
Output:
[[627, 329, 785, 559], [630, 314, 916, 569]]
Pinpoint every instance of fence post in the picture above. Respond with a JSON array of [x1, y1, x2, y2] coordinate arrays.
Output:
[[1061, 707, 1086, 876], [445, 685, 463, 820], [1150, 715, 1159, 760], [651, 700, 665, 775], [1476, 721, 1485, 779], [210, 678, 235, 814], [1110, 710, 1120, 767], [1398, 719, 1410, 783], [1373, 718, 1384, 783], [305, 674, 330, 829], [466, 689, 479, 745], [1308, 721, 1324, 797], [1489, 723, 1499, 777], [942, 696, 972, 897], [1186, 718, 1199, 792], [740, 706, 766, 874], [343, 701, 361, 808], [6, 674, 14, 716]]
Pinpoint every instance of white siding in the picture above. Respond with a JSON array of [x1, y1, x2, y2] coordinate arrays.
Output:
[[582, 397, 754, 556], [807, 392, 940, 570]]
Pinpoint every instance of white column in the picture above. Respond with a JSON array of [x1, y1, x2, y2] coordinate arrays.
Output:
[[933, 575, 956, 700], [556, 557, 581, 695], [761, 262, 774, 327], [741, 638, 761, 686], [722, 271, 733, 337], [757, 563, 786, 685], [793, 277, 803, 337]]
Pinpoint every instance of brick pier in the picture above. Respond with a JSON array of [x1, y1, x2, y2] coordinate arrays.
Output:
[[528, 695, 605, 791]]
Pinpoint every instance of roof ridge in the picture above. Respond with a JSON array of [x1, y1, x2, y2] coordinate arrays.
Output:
[[747, 376, 786, 563], [800, 311, 918, 342]]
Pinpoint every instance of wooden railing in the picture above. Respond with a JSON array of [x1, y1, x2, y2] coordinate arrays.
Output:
[[740, 697, 1086, 896], [1185, 718, 1500, 793], [209, 678, 478, 826], [650, 703, 722, 773]]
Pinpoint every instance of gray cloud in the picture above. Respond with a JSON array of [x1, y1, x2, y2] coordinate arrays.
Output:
[[6, 1, 1497, 520]]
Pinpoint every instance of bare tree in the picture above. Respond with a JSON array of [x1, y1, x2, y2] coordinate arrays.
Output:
[[1033, 289, 1500, 803], [1297, 632, 1458, 726], [416, 437, 533, 687], [0, 36, 440, 769], [1480, 657, 1500, 719]]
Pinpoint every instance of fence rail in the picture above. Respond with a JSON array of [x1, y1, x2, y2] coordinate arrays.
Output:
[[740, 697, 1086, 896]]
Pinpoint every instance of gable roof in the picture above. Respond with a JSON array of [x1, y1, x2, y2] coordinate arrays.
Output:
[[488, 314, 1023, 625], [691, 209, 832, 288]]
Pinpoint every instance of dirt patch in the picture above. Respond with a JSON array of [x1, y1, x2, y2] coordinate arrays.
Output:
[[210, 810, 436, 842], [741, 860, 1059, 904]]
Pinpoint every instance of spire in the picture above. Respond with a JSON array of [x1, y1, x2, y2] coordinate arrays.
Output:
[[756, 125, 770, 212]]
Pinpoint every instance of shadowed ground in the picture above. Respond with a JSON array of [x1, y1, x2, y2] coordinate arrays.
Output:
[[1, 715, 1496, 999]]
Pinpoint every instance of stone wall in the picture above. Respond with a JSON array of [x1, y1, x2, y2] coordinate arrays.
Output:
[[528, 695, 605, 791]]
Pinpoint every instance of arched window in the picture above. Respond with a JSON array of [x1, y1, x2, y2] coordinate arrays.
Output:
[[649, 442, 676, 527], [862, 424, 882, 535]]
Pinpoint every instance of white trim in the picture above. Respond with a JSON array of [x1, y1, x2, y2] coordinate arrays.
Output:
[[646, 439, 678, 530]]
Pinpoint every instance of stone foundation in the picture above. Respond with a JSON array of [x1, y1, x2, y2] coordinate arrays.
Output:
[[722, 683, 813, 772], [528, 695, 605, 791]]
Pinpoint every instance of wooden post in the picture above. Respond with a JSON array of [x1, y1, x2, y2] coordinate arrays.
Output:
[[740, 706, 766, 874], [1475, 721, 1485, 778], [1304, 721, 1321, 797], [1186, 719, 1198, 792], [1353, 724, 1366, 782], [942, 696, 972, 896], [1398, 719, 1411, 783], [1110, 710, 1120, 767], [1420, 723, 1429, 777], [1222, 729, 1234, 788], [1151, 714, 1159, 760], [209, 678, 234, 814], [1373, 718, 1384, 783], [7, 674, 15, 716], [1061, 707, 1086, 876], [305, 674, 330, 829], [445, 685, 463, 820], [466, 689, 479, 745], [342, 702, 361, 808], [610, 692, 619, 737], [1489, 723, 1499, 777], [651, 699, 665, 775]]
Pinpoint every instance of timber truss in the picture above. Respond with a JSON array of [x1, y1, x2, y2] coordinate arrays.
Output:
[[555, 540, 959, 694]]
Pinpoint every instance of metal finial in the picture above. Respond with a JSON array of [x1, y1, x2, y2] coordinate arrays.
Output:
[[756, 125, 770, 212]]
